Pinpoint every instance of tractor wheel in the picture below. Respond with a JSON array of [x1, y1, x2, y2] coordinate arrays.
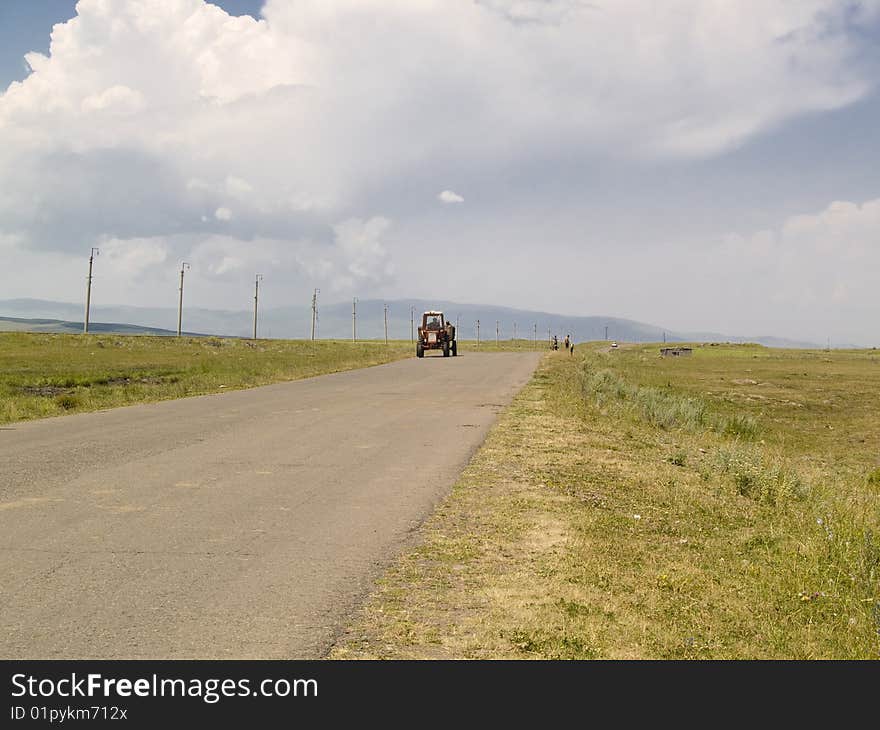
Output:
[[417, 343, 424, 358], [452, 340, 458, 357], [443, 341, 450, 357]]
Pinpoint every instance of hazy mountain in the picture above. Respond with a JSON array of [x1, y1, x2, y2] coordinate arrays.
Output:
[[0, 316, 195, 336], [0, 297, 828, 348]]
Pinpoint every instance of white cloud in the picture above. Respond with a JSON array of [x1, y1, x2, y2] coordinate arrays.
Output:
[[332, 217, 394, 288], [627, 198, 880, 345], [2, 0, 874, 254], [438, 190, 464, 204], [0, 0, 878, 340], [99, 237, 168, 276], [225, 176, 254, 199], [81, 85, 145, 115]]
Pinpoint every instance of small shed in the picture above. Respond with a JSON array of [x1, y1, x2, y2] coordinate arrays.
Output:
[[660, 347, 693, 357]]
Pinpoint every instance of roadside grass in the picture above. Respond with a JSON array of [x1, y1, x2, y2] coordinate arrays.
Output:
[[0, 332, 411, 424], [459, 339, 548, 353], [397, 338, 546, 357], [333, 343, 880, 659]]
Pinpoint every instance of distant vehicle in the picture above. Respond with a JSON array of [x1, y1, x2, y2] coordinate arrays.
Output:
[[611, 342, 619, 349], [417, 311, 457, 358]]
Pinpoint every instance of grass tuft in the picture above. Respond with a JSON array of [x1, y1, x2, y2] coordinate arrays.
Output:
[[53, 393, 80, 411], [713, 444, 806, 504]]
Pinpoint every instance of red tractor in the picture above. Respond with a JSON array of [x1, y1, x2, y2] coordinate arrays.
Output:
[[417, 311, 457, 358]]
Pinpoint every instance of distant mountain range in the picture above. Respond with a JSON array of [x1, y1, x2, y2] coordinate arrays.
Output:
[[0, 297, 828, 348], [0, 316, 202, 337]]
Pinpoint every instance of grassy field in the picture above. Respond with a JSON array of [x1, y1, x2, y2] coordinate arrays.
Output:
[[0, 332, 412, 425], [333, 342, 880, 659], [459, 340, 547, 353]]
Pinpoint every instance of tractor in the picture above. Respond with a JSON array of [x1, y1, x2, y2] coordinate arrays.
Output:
[[416, 311, 457, 358]]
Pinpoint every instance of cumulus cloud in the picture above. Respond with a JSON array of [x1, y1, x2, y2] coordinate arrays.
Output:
[[0, 0, 878, 334], [438, 190, 464, 204], [720, 198, 880, 313], [607, 198, 880, 346], [2, 1, 875, 244], [99, 237, 168, 276], [81, 85, 145, 115], [332, 217, 394, 288]]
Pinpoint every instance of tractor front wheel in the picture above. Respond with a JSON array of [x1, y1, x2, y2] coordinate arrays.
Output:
[[443, 341, 450, 357], [452, 340, 458, 357], [417, 342, 424, 358]]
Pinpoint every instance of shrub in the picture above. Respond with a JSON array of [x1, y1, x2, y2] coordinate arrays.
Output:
[[580, 363, 742, 436], [721, 414, 760, 440], [54, 394, 80, 410], [714, 445, 805, 505]]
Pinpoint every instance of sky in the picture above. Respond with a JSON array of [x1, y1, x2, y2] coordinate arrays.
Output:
[[0, 1, 879, 345]]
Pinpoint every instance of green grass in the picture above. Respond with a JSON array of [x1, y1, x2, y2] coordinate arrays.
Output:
[[333, 342, 880, 659], [0, 332, 412, 424], [459, 338, 550, 353]]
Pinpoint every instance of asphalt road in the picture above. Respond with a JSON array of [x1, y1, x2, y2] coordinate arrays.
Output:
[[0, 351, 540, 658]]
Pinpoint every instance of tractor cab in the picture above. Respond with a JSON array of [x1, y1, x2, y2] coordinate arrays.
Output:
[[424, 312, 444, 332]]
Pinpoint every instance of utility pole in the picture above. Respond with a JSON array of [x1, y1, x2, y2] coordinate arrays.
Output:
[[310, 288, 319, 341], [352, 297, 357, 342], [663, 331, 666, 343], [496, 320, 499, 346], [604, 325, 608, 341], [513, 322, 517, 341], [177, 262, 190, 337], [477, 319, 481, 346], [253, 274, 263, 340], [83, 247, 99, 334], [410, 306, 415, 343], [548, 327, 551, 345], [384, 303, 388, 345], [533, 323, 537, 349]]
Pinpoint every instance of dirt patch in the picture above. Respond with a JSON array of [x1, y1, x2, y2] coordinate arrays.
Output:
[[520, 514, 569, 552], [19, 385, 72, 397], [99, 376, 175, 386]]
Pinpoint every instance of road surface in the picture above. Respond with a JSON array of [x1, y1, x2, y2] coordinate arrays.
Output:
[[0, 352, 540, 658]]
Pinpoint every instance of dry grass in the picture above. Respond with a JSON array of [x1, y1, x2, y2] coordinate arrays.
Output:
[[333, 344, 880, 659]]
